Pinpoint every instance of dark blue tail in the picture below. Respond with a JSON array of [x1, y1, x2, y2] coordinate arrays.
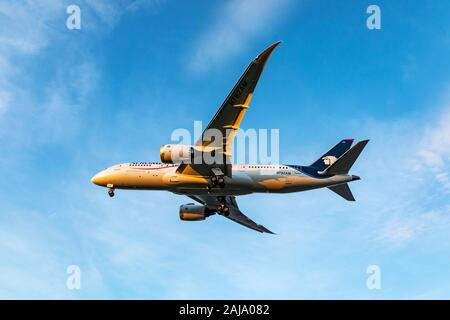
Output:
[[309, 139, 354, 171]]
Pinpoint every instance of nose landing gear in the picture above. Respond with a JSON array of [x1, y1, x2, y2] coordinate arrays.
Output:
[[107, 184, 115, 197]]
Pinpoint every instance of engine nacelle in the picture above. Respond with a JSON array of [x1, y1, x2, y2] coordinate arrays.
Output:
[[179, 203, 214, 221], [160, 144, 193, 164]]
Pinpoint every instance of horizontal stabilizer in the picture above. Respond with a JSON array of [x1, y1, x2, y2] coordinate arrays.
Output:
[[328, 183, 355, 201], [321, 140, 369, 175]]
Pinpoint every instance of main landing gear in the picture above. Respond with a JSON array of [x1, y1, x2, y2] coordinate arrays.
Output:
[[208, 168, 226, 194], [210, 175, 225, 188], [207, 175, 225, 195], [216, 196, 230, 217]]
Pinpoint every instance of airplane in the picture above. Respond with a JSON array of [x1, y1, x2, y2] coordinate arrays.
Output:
[[91, 41, 369, 234]]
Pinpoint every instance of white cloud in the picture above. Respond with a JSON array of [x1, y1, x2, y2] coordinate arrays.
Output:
[[331, 88, 450, 248], [188, 0, 292, 73], [126, 0, 164, 12], [377, 210, 448, 245], [315, 108, 450, 248], [0, 1, 156, 142], [0, 1, 165, 298], [67, 61, 100, 99], [62, 89, 450, 298], [0, 1, 61, 118], [0, 0, 450, 299], [0, 90, 11, 115], [0, 206, 111, 299], [0, 1, 63, 55], [418, 93, 450, 191], [84, 0, 164, 30]]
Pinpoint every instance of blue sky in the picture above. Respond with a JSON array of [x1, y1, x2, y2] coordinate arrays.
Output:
[[0, 0, 450, 299]]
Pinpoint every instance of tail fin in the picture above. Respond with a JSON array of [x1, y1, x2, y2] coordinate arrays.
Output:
[[321, 140, 369, 175], [328, 183, 355, 201], [310, 139, 354, 171]]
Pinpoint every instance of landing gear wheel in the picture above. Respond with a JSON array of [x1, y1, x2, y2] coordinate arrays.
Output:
[[210, 175, 225, 188], [108, 189, 115, 197], [216, 202, 229, 216], [222, 206, 230, 217]]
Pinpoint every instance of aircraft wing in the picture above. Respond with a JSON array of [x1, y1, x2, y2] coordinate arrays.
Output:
[[177, 41, 281, 177], [188, 195, 274, 234]]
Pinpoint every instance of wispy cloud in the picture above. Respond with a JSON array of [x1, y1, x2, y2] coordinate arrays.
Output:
[[0, 90, 11, 115], [377, 209, 450, 245], [355, 114, 450, 247], [0, 1, 62, 55], [0, 1, 60, 120], [83, 0, 164, 30], [0, 0, 166, 299], [0, 1, 158, 144], [188, 0, 292, 73], [418, 91, 450, 191], [1, 1, 450, 299]]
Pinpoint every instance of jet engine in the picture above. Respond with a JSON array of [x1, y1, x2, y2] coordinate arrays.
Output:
[[179, 203, 215, 221], [160, 144, 193, 164]]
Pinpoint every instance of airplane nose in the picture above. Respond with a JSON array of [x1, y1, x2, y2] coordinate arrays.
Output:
[[91, 174, 100, 185], [91, 172, 106, 186]]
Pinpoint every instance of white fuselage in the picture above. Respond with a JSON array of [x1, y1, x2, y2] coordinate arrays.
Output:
[[91, 162, 355, 196]]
